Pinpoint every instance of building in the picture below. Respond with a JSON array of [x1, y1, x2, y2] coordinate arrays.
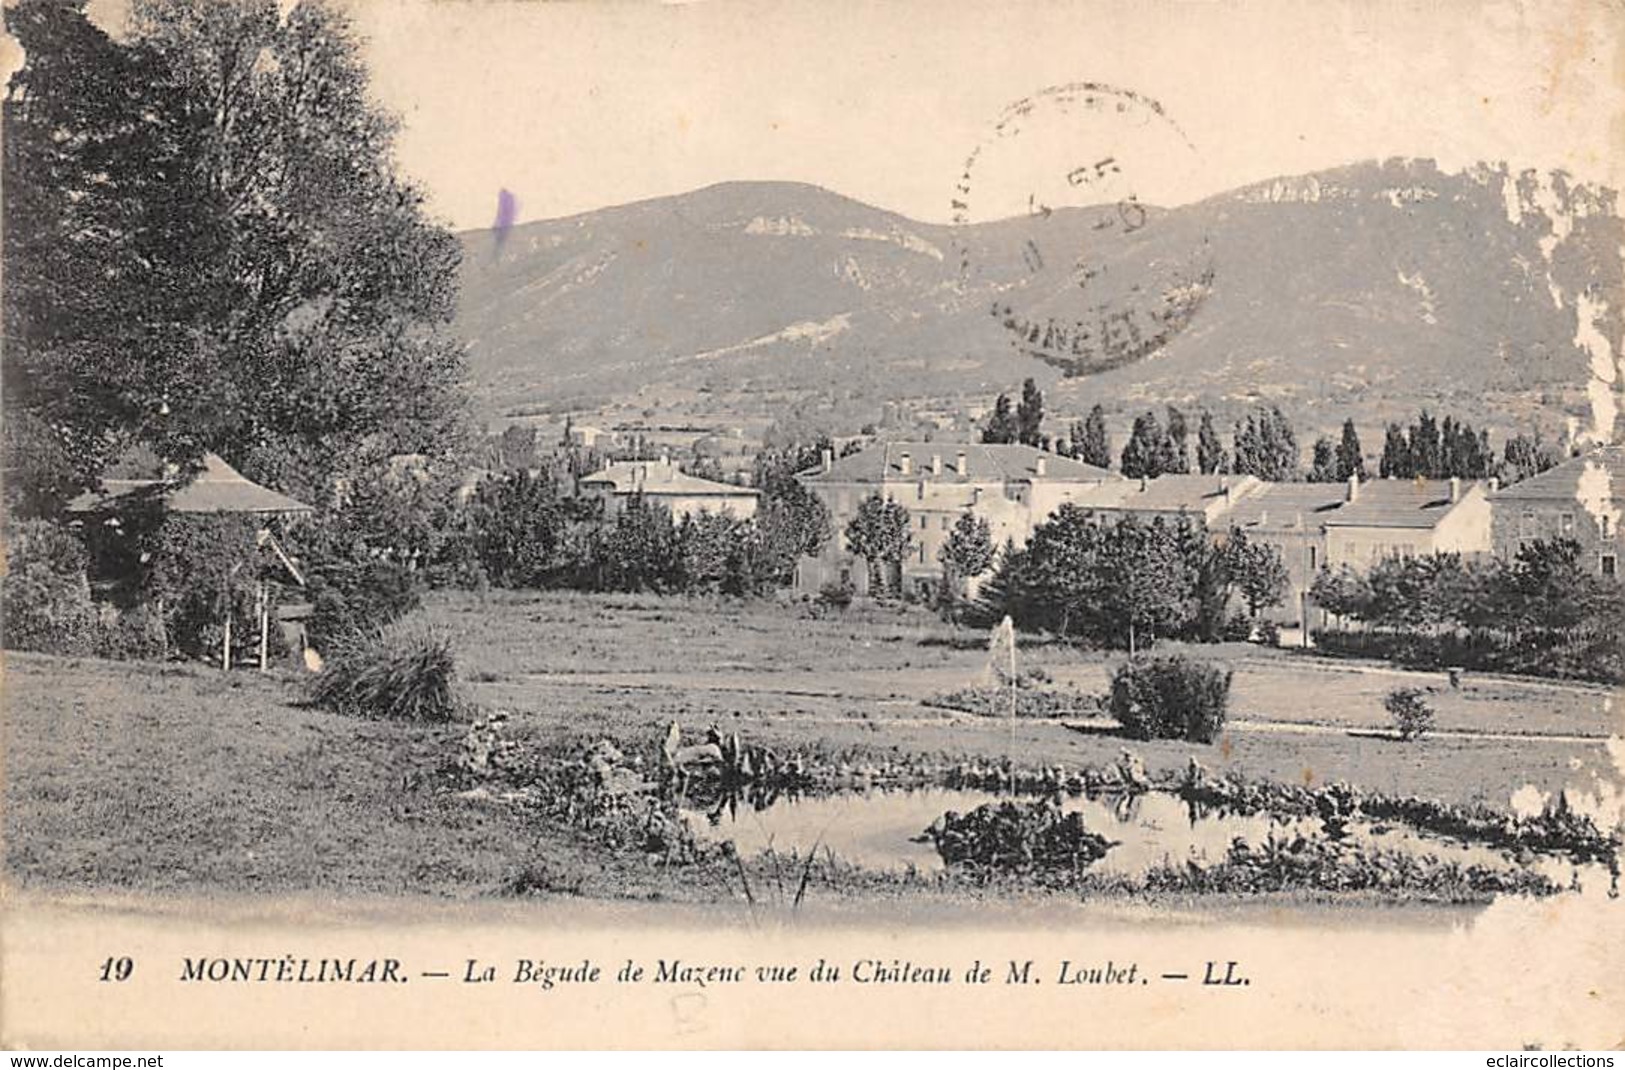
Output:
[[793, 441, 1119, 597], [1321, 474, 1493, 569], [578, 455, 759, 520], [66, 452, 316, 669], [1487, 445, 1623, 579], [67, 451, 314, 518], [1063, 473, 1265, 528], [1220, 480, 1353, 628], [567, 424, 613, 449]]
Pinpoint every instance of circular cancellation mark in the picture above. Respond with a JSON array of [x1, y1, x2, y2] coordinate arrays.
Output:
[[950, 82, 1216, 378]]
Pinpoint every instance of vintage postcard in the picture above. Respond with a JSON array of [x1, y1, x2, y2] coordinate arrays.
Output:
[[2, 0, 1622, 1051]]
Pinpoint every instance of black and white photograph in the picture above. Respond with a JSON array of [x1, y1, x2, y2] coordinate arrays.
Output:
[[1, 0, 1622, 1052]]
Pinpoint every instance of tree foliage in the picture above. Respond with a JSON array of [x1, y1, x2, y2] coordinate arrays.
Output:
[[1196, 410, 1227, 475], [3, 0, 468, 519], [1015, 378, 1045, 447], [1075, 405, 1112, 469], [982, 393, 1018, 444], [1336, 419, 1367, 482], [1309, 541, 1623, 681], [974, 508, 1230, 650], [1221, 527, 1289, 619], [1379, 410, 1495, 480], [1231, 405, 1298, 481], [844, 494, 913, 594]]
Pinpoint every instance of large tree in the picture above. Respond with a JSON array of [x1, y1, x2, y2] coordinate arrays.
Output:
[[1015, 377, 1045, 447], [1164, 405, 1191, 474], [2, 0, 221, 513], [844, 494, 913, 595], [982, 393, 1018, 444], [1307, 436, 1340, 482], [1196, 410, 1226, 475], [1222, 527, 1290, 620], [1075, 404, 1111, 469], [1335, 419, 1366, 481], [1231, 405, 1299, 481], [3, 0, 469, 515], [1120, 410, 1174, 480]]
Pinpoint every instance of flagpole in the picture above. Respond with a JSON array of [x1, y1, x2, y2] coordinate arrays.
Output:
[[1006, 616, 1016, 795]]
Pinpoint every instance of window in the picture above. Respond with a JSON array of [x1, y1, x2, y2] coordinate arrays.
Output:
[[919, 515, 928, 530], [1521, 509, 1535, 537], [1603, 554, 1617, 579], [1560, 512, 1575, 536], [1604, 516, 1615, 540], [918, 545, 926, 563], [1308, 545, 1317, 570], [941, 515, 950, 530]]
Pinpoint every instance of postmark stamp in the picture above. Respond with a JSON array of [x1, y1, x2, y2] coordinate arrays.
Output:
[[950, 82, 1215, 377]]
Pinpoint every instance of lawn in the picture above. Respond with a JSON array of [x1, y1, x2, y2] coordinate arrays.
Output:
[[4, 589, 1619, 901]]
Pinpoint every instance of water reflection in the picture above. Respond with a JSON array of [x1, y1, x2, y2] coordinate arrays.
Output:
[[679, 786, 1303, 876], [678, 785, 1615, 895]]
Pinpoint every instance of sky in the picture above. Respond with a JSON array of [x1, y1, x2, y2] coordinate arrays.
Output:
[[332, 0, 1625, 231], [5, 0, 1615, 228]]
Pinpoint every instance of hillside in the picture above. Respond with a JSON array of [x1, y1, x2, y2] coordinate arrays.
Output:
[[454, 160, 1623, 441]]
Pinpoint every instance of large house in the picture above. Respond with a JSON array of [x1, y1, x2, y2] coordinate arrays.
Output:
[[1487, 445, 1623, 579], [1321, 475, 1493, 569], [1221, 480, 1354, 627], [1062, 473, 1265, 528], [794, 441, 1119, 597], [578, 456, 759, 520]]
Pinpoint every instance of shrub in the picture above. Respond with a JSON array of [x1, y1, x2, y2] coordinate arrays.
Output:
[[926, 683, 1101, 719], [95, 604, 169, 661], [1, 520, 99, 655], [926, 799, 1115, 877], [1384, 687, 1435, 741], [309, 624, 459, 722], [1109, 654, 1232, 743], [305, 557, 421, 651], [817, 578, 854, 610]]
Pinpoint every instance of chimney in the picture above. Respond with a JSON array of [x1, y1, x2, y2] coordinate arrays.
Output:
[[1449, 476, 1461, 504], [1488, 476, 1500, 493], [821, 447, 833, 473], [956, 451, 968, 476], [1346, 473, 1360, 503], [898, 451, 912, 477], [1035, 456, 1047, 477], [932, 453, 943, 476]]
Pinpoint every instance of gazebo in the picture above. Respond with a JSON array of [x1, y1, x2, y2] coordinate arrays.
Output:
[[67, 452, 316, 670]]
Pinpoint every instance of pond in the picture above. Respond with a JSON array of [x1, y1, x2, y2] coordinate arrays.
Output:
[[679, 786, 1611, 892], [680, 788, 1303, 876]]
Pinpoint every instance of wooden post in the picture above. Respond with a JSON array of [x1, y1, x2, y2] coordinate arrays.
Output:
[[258, 582, 269, 672], [222, 611, 232, 672]]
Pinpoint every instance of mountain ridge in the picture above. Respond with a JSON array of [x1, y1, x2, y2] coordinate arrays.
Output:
[[453, 158, 1624, 443]]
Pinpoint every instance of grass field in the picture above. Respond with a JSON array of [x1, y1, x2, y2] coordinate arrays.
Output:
[[5, 589, 1620, 903]]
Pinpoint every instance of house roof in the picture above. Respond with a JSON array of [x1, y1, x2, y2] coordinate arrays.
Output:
[[1488, 445, 1625, 502], [1074, 473, 1263, 517], [798, 441, 1117, 485], [1322, 477, 1481, 530], [1225, 482, 1351, 530], [580, 460, 759, 497], [67, 453, 313, 516]]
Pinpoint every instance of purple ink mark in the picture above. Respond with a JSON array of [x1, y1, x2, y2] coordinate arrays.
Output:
[[491, 188, 519, 256]]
